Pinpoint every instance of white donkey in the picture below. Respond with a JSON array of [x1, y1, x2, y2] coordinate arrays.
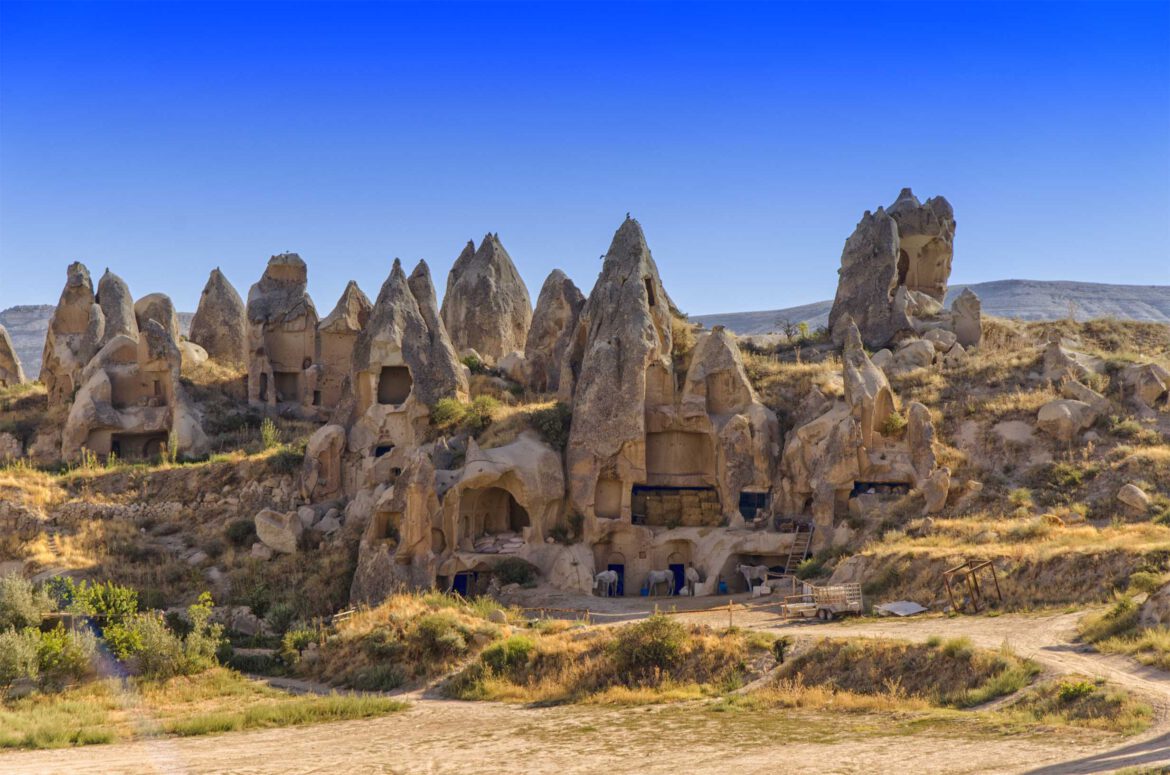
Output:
[[646, 568, 676, 596], [594, 570, 619, 597], [684, 566, 701, 596], [737, 563, 770, 591]]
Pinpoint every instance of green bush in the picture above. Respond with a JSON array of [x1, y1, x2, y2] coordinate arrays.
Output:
[[0, 628, 40, 689], [939, 636, 975, 661], [56, 579, 138, 626], [461, 354, 487, 375], [182, 592, 225, 673], [225, 519, 257, 547], [610, 615, 687, 682], [264, 602, 297, 636], [1058, 679, 1097, 703], [260, 418, 280, 449], [0, 575, 52, 631], [131, 613, 188, 679], [464, 396, 499, 434], [530, 402, 572, 450], [879, 411, 907, 437], [1128, 571, 1166, 595], [412, 613, 469, 660], [493, 557, 538, 586], [1080, 596, 1140, 644], [481, 635, 534, 674], [35, 624, 96, 690], [351, 663, 406, 691], [431, 398, 466, 430], [280, 628, 319, 666]]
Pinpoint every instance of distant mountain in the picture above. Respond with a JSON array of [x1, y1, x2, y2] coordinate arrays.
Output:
[[693, 280, 1170, 336], [0, 305, 192, 379]]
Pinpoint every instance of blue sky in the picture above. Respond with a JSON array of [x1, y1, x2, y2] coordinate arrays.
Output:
[[1, 1, 1168, 316]]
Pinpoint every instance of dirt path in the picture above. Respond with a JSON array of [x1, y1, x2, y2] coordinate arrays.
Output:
[[1, 610, 1167, 775]]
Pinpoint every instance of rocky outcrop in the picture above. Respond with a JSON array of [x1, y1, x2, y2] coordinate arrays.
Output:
[[1036, 399, 1097, 443], [96, 270, 138, 347], [246, 253, 318, 408], [524, 269, 584, 392], [829, 189, 960, 348], [346, 260, 467, 468], [1042, 340, 1104, 382], [61, 320, 208, 462], [0, 325, 25, 387], [189, 268, 247, 367], [40, 262, 105, 408], [951, 288, 982, 348], [316, 281, 371, 411], [440, 234, 532, 363], [1119, 363, 1169, 416], [1117, 483, 1150, 513], [300, 424, 347, 502], [134, 293, 181, 344], [255, 508, 303, 555]]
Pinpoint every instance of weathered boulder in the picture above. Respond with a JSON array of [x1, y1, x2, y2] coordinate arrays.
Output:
[[921, 466, 951, 514], [893, 339, 936, 373], [1117, 483, 1150, 512], [0, 432, 22, 462], [1043, 340, 1104, 382], [96, 270, 138, 347], [922, 328, 957, 352], [0, 325, 25, 387], [1120, 363, 1169, 413], [524, 269, 585, 392], [1139, 582, 1170, 627], [829, 189, 956, 348], [40, 262, 105, 407], [300, 424, 347, 502], [134, 293, 181, 344], [255, 508, 303, 554], [951, 288, 982, 348], [441, 234, 532, 363], [1061, 378, 1110, 414], [906, 402, 937, 482], [189, 268, 247, 367], [1036, 399, 1097, 443], [497, 351, 527, 384]]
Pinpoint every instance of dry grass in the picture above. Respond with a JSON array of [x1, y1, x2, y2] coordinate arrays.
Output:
[[0, 668, 406, 749], [999, 675, 1153, 735]]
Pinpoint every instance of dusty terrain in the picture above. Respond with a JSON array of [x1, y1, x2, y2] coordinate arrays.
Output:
[[1, 607, 1166, 775]]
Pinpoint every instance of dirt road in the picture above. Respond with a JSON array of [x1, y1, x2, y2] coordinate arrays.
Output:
[[1, 609, 1166, 775]]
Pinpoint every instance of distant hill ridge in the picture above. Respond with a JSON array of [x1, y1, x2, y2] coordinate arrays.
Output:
[[2, 280, 1167, 376], [693, 280, 1170, 336]]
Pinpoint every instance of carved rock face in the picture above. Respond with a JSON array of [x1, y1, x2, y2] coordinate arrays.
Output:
[[96, 270, 138, 347], [0, 325, 25, 387], [40, 261, 105, 408], [440, 234, 532, 363], [523, 269, 584, 393]]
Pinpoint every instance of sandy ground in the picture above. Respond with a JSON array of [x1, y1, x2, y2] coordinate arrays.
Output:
[[1, 606, 1167, 775]]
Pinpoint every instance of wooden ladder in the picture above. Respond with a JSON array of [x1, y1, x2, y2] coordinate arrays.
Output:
[[783, 525, 813, 575]]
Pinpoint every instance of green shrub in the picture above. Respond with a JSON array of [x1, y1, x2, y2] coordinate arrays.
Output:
[[1058, 679, 1097, 703], [35, 624, 96, 690], [465, 396, 499, 434], [493, 558, 538, 586], [412, 613, 469, 660], [461, 354, 487, 375], [0, 575, 52, 631], [225, 519, 257, 547], [1008, 488, 1035, 510], [264, 602, 297, 636], [794, 556, 825, 580], [481, 635, 534, 674], [531, 402, 572, 449], [610, 615, 687, 682], [939, 636, 974, 661], [260, 418, 280, 450], [280, 628, 319, 666], [0, 629, 40, 689], [57, 579, 138, 626], [182, 592, 225, 673], [1080, 596, 1140, 644], [351, 663, 406, 691], [129, 613, 188, 679], [879, 411, 907, 437], [1128, 571, 1166, 595], [431, 398, 466, 430]]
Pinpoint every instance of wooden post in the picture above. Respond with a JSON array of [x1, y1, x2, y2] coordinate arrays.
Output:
[[728, 599, 734, 629]]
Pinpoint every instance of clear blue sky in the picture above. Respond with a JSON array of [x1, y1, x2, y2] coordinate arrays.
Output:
[[2, 1, 1168, 317]]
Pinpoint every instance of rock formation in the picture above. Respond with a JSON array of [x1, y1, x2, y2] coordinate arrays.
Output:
[[778, 319, 945, 547], [0, 325, 25, 387], [246, 253, 318, 409], [345, 259, 467, 479], [40, 262, 105, 407], [96, 270, 138, 347], [951, 288, 982, 348], [61, 320, 208, 462], [316, 281, 371, 412], [189, 268, 247, 368], [524, 269, 584, 393], [828, 189, 962, 349], [133, 293, 181, 344], [440, 234, 532, 363]]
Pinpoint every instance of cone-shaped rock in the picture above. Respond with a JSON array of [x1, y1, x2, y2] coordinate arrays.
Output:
[[563, 216, 674, 522], [408, 260, 466, 389], [189, 268, 247, 367], [0, 325, 25, 386], [440, 234, 532, 362], [523, 269, 584, 393], [316, 281, 371, 409], [96, 270, 138, 346], [246, 253, 318, 406], [134, 293, 181, 344], [40, 261, 105, 407]]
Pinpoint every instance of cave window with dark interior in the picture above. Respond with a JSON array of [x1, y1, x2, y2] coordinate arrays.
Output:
[[377, 366, 413, 404], [644, 277, 656, 307]]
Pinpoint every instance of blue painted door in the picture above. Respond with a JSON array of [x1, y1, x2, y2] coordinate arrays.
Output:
[[669, 564, 686, 595], [607, 564, 625, 596]]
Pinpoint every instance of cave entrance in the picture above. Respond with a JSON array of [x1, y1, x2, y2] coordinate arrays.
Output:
[[377, 366, 413, 405], [274, 371, 300, 403], [461, 487, 530, 544], [738, 490, 771, 520], [111, 432, 170, 461]]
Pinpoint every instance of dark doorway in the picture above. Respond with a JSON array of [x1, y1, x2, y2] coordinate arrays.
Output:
[[259, 373, 269, 402], [377, 366, 413, 404], [607, 564, 625, 597], [274, 372, 299, 402], [738, 491, 770, 519], [669, 563, 686, 595]]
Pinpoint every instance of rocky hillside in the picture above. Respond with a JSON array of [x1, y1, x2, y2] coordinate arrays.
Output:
[[695, 280, 1170, 336], [0, 304, 192, 377]]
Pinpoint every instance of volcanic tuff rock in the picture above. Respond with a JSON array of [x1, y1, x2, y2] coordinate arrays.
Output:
[[562, 217, 675, 521], [951, 287, 982, 348], [134, 293, 181, 344], [440, 234, 532, 363], [96, 270, 138, 347], [524, 269, 585, 393], [828, 189, 958, 348], [316, 281, 372, 410], [189, 268, 247, 367], [0, 325, 25, 387], [40, 262, 105, 407], [246, 253, 318, 407]]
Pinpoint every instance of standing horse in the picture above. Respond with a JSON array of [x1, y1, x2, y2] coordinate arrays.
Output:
[[646, 568, 676, 596], [594, 570, 619, 597]]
